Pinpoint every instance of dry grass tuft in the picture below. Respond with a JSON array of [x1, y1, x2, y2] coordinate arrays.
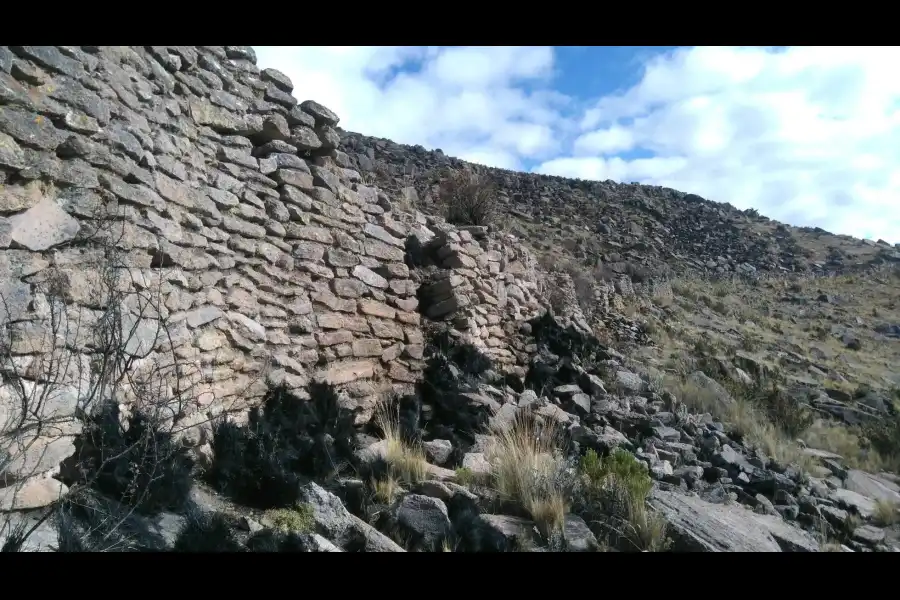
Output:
[[371, 475, 401, 504], [821, 541, 846, 552], [802, 420, 889, 473], [665, 375, 813, 471], [486, 411, 569, 538], [375, 401, 429, 485], [872, 499, 899, 527]]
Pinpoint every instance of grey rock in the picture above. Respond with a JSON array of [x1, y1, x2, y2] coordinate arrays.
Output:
[[10, 46, 84, 78], [260, 68, 293, 93], [844, 470, 900, 505], [615, 370, 644, 393], [423, 439, 453, 466], [649, 488, 819, 552], [852, 524, 885, 546], [300, 99, 340, 127], [0, 278, 31, 323], [0, 130, 27, 168], [298, 482, 404, 552], [8, 198, 80, 251], [564, 514, 599, 551], [393, 494, 451, 549], [0, 107, 68, 150]]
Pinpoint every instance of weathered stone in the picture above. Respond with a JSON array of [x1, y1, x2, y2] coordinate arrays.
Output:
[[227, 312, 266, 342], [649, 488, 819, 552], [261, 68, 293, 93], [8, 198, 80, 251], [0, 107, 68, 150], [300, 100, 340, 127], [0, 131, 27, 169], [298, 482, 403, 552], [393, 494, 451, 549], [314, 360, 377, 385], [285, 224, 333, 244], [0, 180, 44, 212], [352, 265, 387, 289], [351, 338, 382, 357], [0, 477, 68, 511]]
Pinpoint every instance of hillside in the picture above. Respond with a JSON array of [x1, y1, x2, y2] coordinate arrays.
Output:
[[0, 45, 898, 553], [340, 130, 900, 278], [340, 130, 900, 397]]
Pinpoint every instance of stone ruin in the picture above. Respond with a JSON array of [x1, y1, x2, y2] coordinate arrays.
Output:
[[0, 45, 550, 511]]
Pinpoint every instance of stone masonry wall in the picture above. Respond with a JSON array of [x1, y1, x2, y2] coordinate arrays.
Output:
[[0, 45, 549, 506]]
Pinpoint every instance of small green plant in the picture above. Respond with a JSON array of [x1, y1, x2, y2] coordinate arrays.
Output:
[[266, 503, 315, 533], [574, 449, 669, 552], [455, 467, 475, 486]]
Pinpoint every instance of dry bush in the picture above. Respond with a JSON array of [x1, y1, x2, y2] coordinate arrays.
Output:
[[0, 208, 251, 551], [438, 170, 498, 226]]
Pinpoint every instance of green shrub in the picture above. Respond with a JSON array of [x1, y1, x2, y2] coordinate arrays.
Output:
[[573, 449, 668, 552], [207, 382, 357, 509]]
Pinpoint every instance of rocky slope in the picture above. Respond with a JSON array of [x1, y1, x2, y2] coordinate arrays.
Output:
[[340, 131, 900, 279], [0, 46, 898, 553]]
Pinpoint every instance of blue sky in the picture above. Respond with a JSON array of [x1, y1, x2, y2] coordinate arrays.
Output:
[[254, 46, 900, 244]]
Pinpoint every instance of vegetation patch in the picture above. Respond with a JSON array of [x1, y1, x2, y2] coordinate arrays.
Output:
[[486, 411, 569, 539], [571, 448, 669, 552], [438, 170, 498, 226], [207, 382, 357, 509], [68, 402, 195, 516], [172, 510, 243, 553], [266, 503, 314, 533]]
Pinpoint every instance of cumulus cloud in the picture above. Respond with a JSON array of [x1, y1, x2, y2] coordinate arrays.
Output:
[[254, 46, 900, 243], [254, 46, 569, 170], [541, 46, 900, 243]]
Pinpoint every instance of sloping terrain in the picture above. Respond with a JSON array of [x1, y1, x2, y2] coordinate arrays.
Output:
[[341, 131, 900, 278], [0, 45, 898, 553]]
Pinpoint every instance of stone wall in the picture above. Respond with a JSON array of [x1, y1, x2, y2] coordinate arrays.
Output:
[[413, 222, 544, 372], [0, 44, 549, 504]]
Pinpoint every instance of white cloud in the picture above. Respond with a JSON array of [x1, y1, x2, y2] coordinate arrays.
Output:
[[538, 46, 900, 243], [253, 46, 568, 170], [254, 46, 900, 243], [573, 125, 635, 155]]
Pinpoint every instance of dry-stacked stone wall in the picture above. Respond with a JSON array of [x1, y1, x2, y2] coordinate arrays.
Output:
[[414, 223, 544, 371], [0, 46, 551, 507]]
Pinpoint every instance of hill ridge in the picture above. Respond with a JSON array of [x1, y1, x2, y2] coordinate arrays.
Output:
[[339, 129, 900, 279]]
